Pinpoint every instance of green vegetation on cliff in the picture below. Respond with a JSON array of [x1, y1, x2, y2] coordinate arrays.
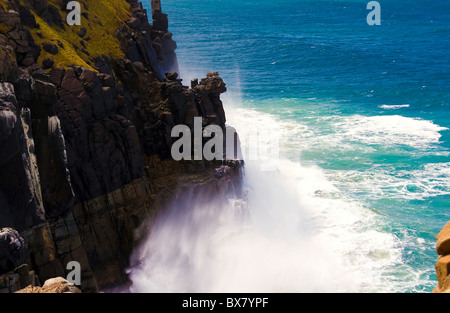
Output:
[[24, 0, 132, 70]]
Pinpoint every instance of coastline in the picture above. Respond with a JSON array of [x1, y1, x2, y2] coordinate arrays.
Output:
[[0, 0, 448, 294], [0, 0, 244, 292]]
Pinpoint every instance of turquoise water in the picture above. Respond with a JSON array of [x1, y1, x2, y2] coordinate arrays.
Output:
[[140, 0, 450, 292]]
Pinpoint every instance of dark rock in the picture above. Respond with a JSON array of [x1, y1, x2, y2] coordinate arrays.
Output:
[[15, 42, 30, 54], [14, 263, 32, 288], [18, 6, 37, 28], [33, 0, 49, 16], [79, 67, 99, 84], [78, 28, 87, 38], [0, 83, 18, 143], [34, 115, 76, 219], [165, 71, 178, 81], [133, 62, 146, 73], [0, 83, 46, 232], [20, 57, 34, 67], [42, 58, 54, 69], [42, 43, 58, 55], [31, 69, 50, 83], [163, 32, 173, 40], [61, 68, 84, 95], [14, 69, 33, 104], [8, 30, 21, 41], [191, 78, 198, 89], [48, 4, 65, 29], [0, 0, 243, 294], [0, 228, 29, 275], [93, 57, 113, 75], [126, 17, 141, 29], [193, 73, 227, 127], [0, 106, 17, 145], [32, 80, 57, 116], [0, 10, 21, 31], [98, 73, 115, 88], [0, 45, 18, 82], [49, 68, 65, 86], [152, 10, 168, 32], [24, 30, 41, 61], [0, 35, 6, 46], [80, 48, 89, 56]]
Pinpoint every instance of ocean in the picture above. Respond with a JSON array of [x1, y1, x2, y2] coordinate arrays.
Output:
[[129, 0, 450, 293]]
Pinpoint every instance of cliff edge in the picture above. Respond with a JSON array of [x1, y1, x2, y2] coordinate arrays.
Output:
[[0, 0, 243, 293]]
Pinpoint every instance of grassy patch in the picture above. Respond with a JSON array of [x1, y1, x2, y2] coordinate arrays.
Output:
[[25, 0, 131, 70], [0, 1, 9, 12]]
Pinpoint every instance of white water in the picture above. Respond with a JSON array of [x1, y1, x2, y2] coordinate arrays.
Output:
[[129, 159, 401, 292], [127, 95, 409, 293], [379, 104, 411, 110]]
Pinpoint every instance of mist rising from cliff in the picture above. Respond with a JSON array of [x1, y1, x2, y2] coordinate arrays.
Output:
[[128, 162, 358, 292], [127, 94, 402, 293]]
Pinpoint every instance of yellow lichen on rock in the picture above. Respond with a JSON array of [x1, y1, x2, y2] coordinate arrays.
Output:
[[29, 13, 94, 70], [0, 1, 9, 12], [25, 0, 132, 70]]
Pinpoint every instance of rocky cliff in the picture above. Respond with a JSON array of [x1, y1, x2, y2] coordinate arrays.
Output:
[[434, 222, 450, 293], [0, 0, 243, 293]]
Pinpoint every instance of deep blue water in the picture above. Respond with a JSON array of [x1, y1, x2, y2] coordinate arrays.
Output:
[[140, 0, 450, 292]]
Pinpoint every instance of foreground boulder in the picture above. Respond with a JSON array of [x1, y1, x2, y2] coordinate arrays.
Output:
[[16, 277, 81, 293]]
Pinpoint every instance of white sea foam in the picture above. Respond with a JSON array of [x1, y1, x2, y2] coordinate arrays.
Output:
[[128, 96, 413, 293], [296, 114, 449, 153], [379, 104, 410, 110], [128, 156, 403, 293], [330, 162, 450, 201]]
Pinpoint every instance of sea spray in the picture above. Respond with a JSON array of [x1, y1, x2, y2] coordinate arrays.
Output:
[[128, 95, 406, 292], [145, 0, 450, 293], [129, 162, 356, 292], [128, 154, 405, 292]]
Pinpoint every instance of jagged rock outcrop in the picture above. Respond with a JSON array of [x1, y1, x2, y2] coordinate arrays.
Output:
[[0, 229, 35, 293], [0, 264, 37, 293], [0, 228, 29, 274], [0, 0, 244, 293], [0, 82, 46, 231], [161, 71, 227, 129], [434, 221, 450, 293]]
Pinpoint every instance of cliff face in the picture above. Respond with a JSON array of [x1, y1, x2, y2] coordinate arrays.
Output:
[[0, 0, 243, 292]]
